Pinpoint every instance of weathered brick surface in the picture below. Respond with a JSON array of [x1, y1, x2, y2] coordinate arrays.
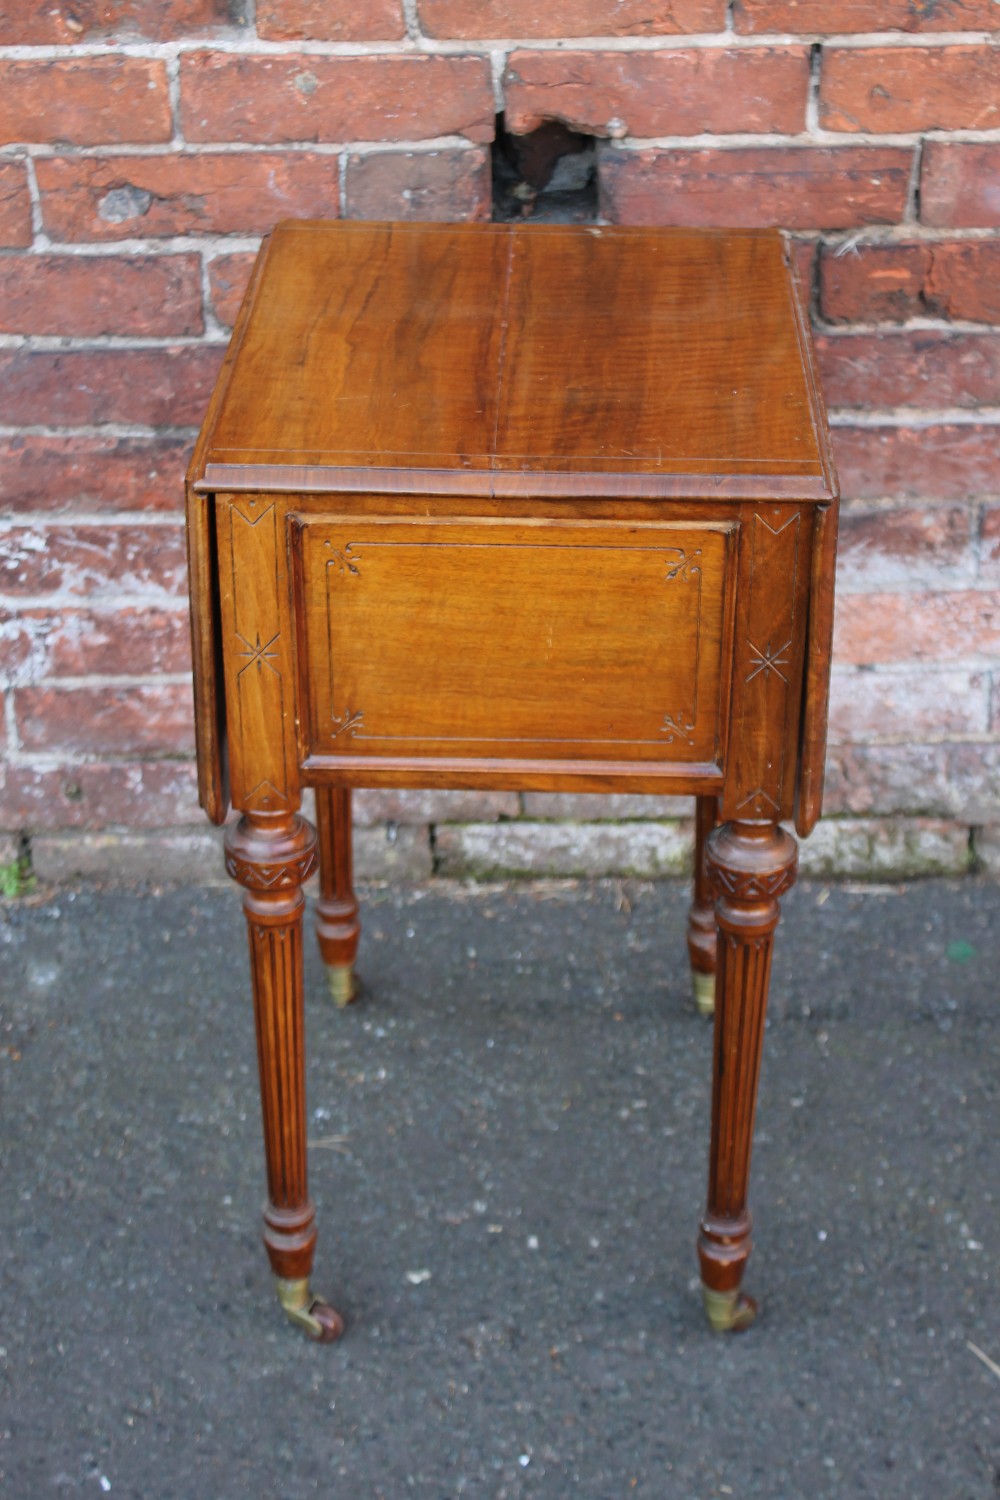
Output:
[[975, 826, 1000, 877], [824, 742, 1000, 822], [344, 149, 491, 222], [982, 505, 1000, 582], [834, 590, 1000, 664], [31, 829, 221, 884], [351, 790, 520, 825], [8, 607, 193, 678], [821, 47, 1000, 134], [829, 666, 990, 739], [36, 153, 340, 242], [837, 506, 973, 592], [0, 161, 31, 247], [0, 255, 204, 337], [505, 48, 809, 137], [0, 348, 223, 428], [0, 436, 188, 517], [816, 331, 1000, 410], [600, 146, 913, 229], [207, 252, 258, 329], [0, 58, 171, 146], [0, 525, 187, 600], [921, 144, 1000, 228], [0, 9, 997, 862], [820, 240, 1000, 325], [15, 684, 195, 755], [0, 761, 201, 831], [258, 0, 405, 40], [521, 793, 691, 819], [435, 821, 693, 879], [0, 1, 246, 44], [419, 0, 725, 37], [735, 0, 1000, 32], [795, 818, 971, 880], [180, 53, 495, 145], [834, 426, 1000, 501]]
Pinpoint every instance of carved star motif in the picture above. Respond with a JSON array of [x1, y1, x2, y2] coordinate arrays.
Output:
[[746, 639, 791, 684], [236, 630, 280, 676]]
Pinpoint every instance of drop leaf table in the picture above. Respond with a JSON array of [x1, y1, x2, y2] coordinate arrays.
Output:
[[185, 220, 838, 1341]]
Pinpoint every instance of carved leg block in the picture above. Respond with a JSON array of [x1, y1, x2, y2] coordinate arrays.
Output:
[[687, 795, 719, 1016], [698, 820, 797, 1332], [315, 787, 361, 1007], [225, 812, 344, 1342]]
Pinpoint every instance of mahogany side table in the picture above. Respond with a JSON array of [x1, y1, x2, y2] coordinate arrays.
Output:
[[185, 220, 838, 1341]]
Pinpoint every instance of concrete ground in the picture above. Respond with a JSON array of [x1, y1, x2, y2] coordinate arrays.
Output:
[[1, 876, 998, 1499]]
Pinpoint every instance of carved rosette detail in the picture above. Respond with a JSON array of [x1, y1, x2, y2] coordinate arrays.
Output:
[[225, 846, 319, 891]]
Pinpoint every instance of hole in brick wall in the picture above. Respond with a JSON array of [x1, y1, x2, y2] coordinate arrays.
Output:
[[492, 114, 598, 224]]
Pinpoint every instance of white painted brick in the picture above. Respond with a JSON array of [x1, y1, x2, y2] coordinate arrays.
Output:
[[796, 818, 971, 879], [433, 820, 693, 879]]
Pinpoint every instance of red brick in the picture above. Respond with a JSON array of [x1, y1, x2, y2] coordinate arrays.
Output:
[[829, 667, 988, 739], [180, 53, 494, 145], [207, 252, 258, 330], [837, 505, 972, 590], [505, 47, 809, 137], [921, 144, 1000, 229], [834, 589, 1000, 664], [15, 684, 194, 755], [419, 0, 725, 37], [820, 239, 1000, 323], [0, 436, 188, 517], [2, 606, 191, 677], [834, 424, 1000, 499], [258, 0, 405, 40], [48, 607, 192, 676], [0, 525, 187, 600], [821, 46, 1000, 134], [0, 1, 243, 44], [0, 254, 203, 337], [352, 789, 520, 824], [817, 331, 1000, 409], [982, 503, 1000, 581], [0, 58, 171, 147], [0, 759, 201, 831], [36, 152, 339, 242], [600, 146, 913, 229], [736, 0, 1000, 30], [0, 160, 31, 247], [0, 347, 223, 428], [344, 148, 491, 221]]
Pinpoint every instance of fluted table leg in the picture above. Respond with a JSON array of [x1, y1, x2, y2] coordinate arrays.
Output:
[[697, 819, 798, 1332], [225, 810, 344, 1342]]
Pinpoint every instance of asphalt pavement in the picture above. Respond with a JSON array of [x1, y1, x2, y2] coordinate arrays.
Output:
[[1, 876, 998, 1499]]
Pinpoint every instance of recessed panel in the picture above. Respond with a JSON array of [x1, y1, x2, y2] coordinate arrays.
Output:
[[292, 517, 736, 771]]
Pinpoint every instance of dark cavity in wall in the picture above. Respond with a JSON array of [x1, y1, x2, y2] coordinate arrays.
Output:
[[492, 114, 598, 223]]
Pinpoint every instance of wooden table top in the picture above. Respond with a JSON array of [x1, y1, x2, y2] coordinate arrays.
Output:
[[190, 220, 836, 503]]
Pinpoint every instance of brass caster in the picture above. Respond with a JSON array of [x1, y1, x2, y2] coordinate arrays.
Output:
[[692, 969, 716, 1018], [702, 1285, 758, 1333], [275, 1277, 345, 1343], [325, 963, 357, 1009]]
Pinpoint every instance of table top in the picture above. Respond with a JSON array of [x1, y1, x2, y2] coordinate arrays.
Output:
[[189, 220, 836, 503]]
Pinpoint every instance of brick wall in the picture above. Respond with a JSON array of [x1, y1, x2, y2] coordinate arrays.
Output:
[[1, 2, 998, 884]]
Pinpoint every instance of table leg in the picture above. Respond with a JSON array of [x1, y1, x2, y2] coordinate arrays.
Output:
[[697, 819, 798, 1332], [315, 786, 360, 1008], [687, 795, 719, 1017], [224, 810, 344, 1342]]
